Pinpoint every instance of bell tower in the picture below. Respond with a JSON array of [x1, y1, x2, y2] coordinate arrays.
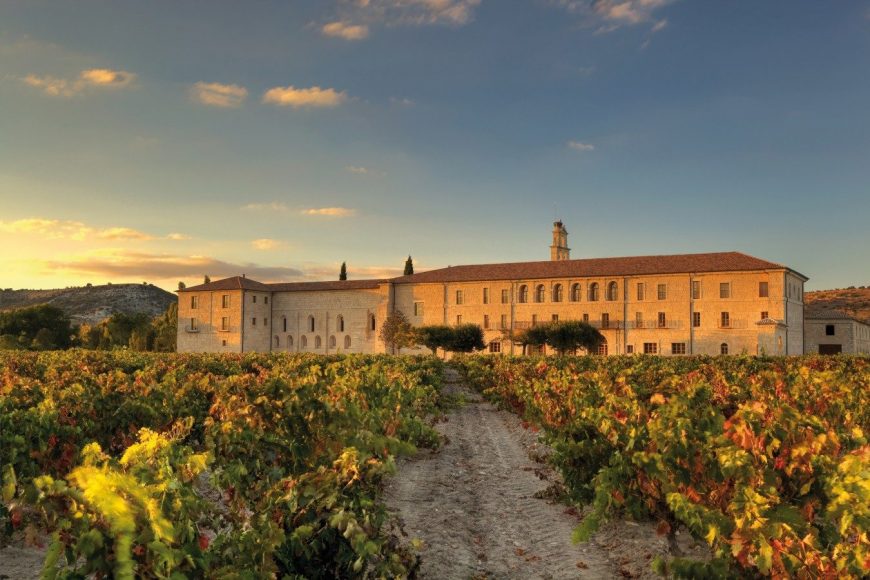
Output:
[[550, 221, 570, 261]]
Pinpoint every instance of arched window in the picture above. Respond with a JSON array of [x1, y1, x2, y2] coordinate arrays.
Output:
[[597, 337, 608, 356], [282, 317, 287, 332], [370, 314, 376, 331], [606, 281, 618, 301], [274, 336, 279, 348], [518, 285, 528, 303], [588, 283, 600, 302], [288, 335, 294, 347], [570, 283, 581, 302], [315, 336, 322, 349], [344, 335, 351, 349], [720, 342, 729, 355], [337, 315, 345, 332], [552, 284, 563, 303], [301, 335, 308, 348], [329, 335, 336, 348], [308, 315, 315, 333], [535, 284, 545, 303]]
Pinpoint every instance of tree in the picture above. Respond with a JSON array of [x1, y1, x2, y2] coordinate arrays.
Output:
[[151, 303, 177, 352], [178, 281, 186, 291], [203, 275, 211, 284], [0, 305, 73, 350], [416, 325, 454, 358], [545, 320, 604, 355], [404, 255, 414, 276], [448, 324, 485, 353], [379, 310, 417, 354], [339, 262, 348, 281]]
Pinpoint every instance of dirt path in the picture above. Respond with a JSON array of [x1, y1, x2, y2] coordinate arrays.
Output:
[[384, 370, 617, 579]]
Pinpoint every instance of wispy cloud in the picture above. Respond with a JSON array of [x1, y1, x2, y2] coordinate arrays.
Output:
[[322, 21, 370, 40], [190, 82, 248, 107], [22, 68, 136, 97], [241, 202, 290, 212], [554, 0, 677, 31], [301, 207, 357, 217], [567, 140, 595, 152], [345, 165, 370, 175], [251, 238, 283, 250], [0, 218, 184, 242], [42, 249, 305, 282], [262, 85, 348, 108], [389, 96, 415, 107], [302, 263, 405, 281]]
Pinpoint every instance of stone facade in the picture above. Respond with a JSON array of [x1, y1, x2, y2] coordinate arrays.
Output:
[[804, 310, 870, 355], [177, 223, 810, 356]]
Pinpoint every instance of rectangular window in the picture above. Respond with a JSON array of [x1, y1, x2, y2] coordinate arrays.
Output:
[[191, 295, 198, 309], [583, 313, 589, 323], [635, 312, 643, 328], [721, 312, 730, 328], [483, 288, 489, 304], [265, 296, 268, 304], [264, 318, 268, 326], [190, 317, 198, 330], [456, 314, 462, 325], [253, 295, 257, 303], [283, 318, 287, 332], [489, 341, 501, 353], [601, 313, 610, 328], [221, 317, 229, 331], [531, 314, 538, 326], [657, 284, 667, 300], [671, 343, 686, 355], [222, 339, 227, 347], [252, 317, 256, 326], [692, 281, 701, 300], [761, 311, 769, 320], [626, 345, 634, 354], [552, 314, 559, 322], [500, 314, 508, 329], [414, 302, 424, 317], [483, 314, 490, 329], [501, 289, 510, 304], [720, 283, 731, 299], [693, 312, 701, 328], [644, 342, 658, 354], [759, 281, 769, 298], [637, 283, 645, 301], [826, 324, 835, 336], [658, 312, 666, 328], [456, 290, 463, 305], [222, 294, 230, 308]]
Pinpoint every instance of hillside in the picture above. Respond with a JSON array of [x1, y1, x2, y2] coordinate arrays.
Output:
[[805, 286, 870, 322], [0, 283, 177, 326]]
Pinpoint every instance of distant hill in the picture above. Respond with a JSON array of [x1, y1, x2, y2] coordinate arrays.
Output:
[[0, 283, 177, 326], [806, 286, 870, 323]]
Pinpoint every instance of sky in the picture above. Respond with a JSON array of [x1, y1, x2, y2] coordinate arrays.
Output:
[[1, 0, 869, 292]]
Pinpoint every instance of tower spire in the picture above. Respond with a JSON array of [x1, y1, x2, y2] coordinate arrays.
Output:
[[550, 221, 570, 261]]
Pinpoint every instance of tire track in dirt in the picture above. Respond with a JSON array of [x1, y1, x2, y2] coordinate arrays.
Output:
[[384, 370, 616, 579]]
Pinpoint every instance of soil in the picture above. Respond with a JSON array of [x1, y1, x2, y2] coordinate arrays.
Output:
[[383, 369, 707, 579]]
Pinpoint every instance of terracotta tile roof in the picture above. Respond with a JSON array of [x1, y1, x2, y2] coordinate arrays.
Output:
[[805, 306, 869, 324], [179, 276, 272, 292], [391, 252, 794, 284], [267, 280, 386, 292]]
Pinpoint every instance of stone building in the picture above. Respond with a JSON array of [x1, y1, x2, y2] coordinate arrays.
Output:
[[804, 307, 870, 354], [177, 222, 808, 356]]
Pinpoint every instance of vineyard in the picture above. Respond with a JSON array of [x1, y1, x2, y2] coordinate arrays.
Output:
[[453, 354, 870, 578], [0, 350, 443, 578]]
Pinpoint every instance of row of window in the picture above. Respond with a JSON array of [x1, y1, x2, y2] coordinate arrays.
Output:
[[451, 281, 772, 306], [454, 311, 771, 330], [191, 313, 376, 333], [274, 334, 353, 349], [190, 293, 267, 310]]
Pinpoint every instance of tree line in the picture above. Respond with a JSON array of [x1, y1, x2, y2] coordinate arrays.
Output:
[[0, 303, 177, 352], [379, 311, 604, 356]]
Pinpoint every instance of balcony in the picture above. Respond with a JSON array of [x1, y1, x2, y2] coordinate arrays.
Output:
[[185, 327, 200, 333], [630, 320, 682, 330], [718, 319, 748, 329]]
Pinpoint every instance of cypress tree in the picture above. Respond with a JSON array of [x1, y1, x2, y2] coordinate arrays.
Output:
[[404, 255, 414, 276], [339, 262, 348, 281]]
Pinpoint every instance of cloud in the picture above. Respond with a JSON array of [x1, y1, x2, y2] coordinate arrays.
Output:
[[651, 18, 668, 32], [302, 263, 405, 280], [251, 238, 282, 250], [554, 0, 676, 31], [241, 202, 290, 212], [389, 96, 415, 107], [0, 217, 184, 242], [22, 68, 136, 97], [262, 85, 348, 108], [345, 165, 370, 175], [190, 82, 248, 108], [322, 21, 370, 40], [301, 207, 356, 217], [567, 140, 595, 151], [42, 249, 305, 282]]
